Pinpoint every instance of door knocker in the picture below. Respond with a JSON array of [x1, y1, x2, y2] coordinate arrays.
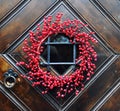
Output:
[[3, 69, 18, 88]]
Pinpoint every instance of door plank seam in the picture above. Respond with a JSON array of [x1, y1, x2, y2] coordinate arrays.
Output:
[[2, 0, 60, 54], [0, 81, 31, 111], [62, 55, 119, 111], [65, 0, 116, 54], [0, 0, 31, 28], [90, 79, 120, 111], [90, 0, 120, 31]]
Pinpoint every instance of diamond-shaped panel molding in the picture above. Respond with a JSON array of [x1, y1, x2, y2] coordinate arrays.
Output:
[[9, 1, 112, 110]]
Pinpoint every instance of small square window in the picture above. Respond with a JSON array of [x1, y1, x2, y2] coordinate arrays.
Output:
[[40, 33, 78, 75]]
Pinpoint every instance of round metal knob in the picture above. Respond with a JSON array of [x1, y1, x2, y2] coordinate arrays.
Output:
[[3, 69, 18, 88], [4, 75, 16, 88]]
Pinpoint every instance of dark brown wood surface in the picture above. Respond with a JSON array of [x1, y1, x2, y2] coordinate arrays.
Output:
[[0, 92, 20, 111], [99, 87, 120, 111], [0, 0, 20, 20], [0, 0, 120, 111], [0, 56, 55, 111]]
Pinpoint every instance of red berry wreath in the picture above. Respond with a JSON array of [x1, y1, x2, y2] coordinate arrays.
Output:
[[17, 13, 98, 98]]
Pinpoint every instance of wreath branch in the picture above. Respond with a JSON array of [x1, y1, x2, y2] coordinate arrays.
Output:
[[17, 13, 97, 98]]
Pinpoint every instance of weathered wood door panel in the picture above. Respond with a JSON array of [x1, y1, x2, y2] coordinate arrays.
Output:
[[0, 0, 120, 111]]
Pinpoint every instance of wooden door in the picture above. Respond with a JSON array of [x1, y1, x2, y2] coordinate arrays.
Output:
[[0, 0, 120, 111]]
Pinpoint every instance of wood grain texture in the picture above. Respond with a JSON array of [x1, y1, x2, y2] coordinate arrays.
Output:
[[97, 0, 120, 24], [0, 55, 11, 80], [0, 92, 20, 111], [0, 56, 55, 111], [0, 0, 20, 20], [99, 87, 120, 111], [0, 0, 57, 53], [68, 57, 120, 111], [11, 2, 111, 73], [68, 0, 120, 53], [10, 3, 112, 108], [0, 0, 120, 110], [10, 4, 81, 107]]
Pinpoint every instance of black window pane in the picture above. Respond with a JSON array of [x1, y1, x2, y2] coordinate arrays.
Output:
[[50, 45, 73, 62]]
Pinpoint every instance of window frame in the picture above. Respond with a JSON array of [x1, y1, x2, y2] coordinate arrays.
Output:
[[40, 34, 78, 76]]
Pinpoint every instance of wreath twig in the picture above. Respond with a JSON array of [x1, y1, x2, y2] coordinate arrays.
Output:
[[17, 13, 98, 98]]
